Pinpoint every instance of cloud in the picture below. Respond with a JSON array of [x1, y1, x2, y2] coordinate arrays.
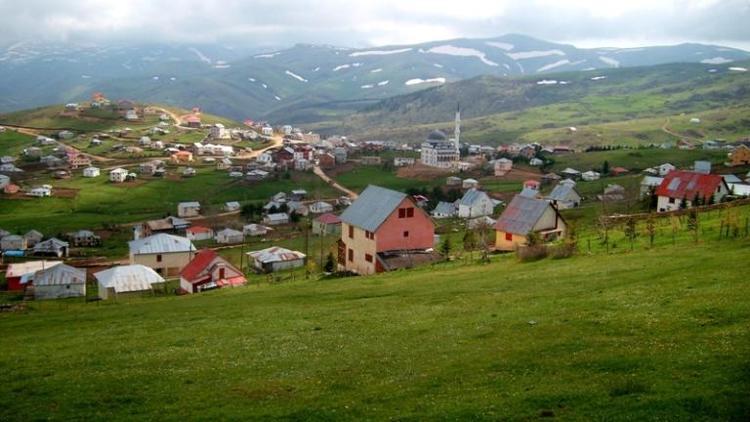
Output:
[[0, 0, 748, 49]]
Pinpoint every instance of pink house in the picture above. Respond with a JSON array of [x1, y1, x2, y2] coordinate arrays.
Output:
[[338, 185, 437, 275]]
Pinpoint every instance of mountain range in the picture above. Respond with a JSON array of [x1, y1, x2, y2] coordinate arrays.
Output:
[[1, 34, 748, 123]]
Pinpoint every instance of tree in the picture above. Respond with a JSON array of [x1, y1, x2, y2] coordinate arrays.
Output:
[[687, 208, 699, 243], [290, 210, 301, 223], [679, 196, 688, 209], [624, 216, 638, 250], [463, 230, 476, 262], [439, 235, 452, 256], [324, 252, 335, 273], [645, 213, 656, 247], [602, 160, 610, 176]]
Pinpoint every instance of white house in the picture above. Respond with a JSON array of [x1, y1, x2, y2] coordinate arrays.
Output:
[[309, 201, 334, 214], [655, 171, 729, 212], [110, 168, 129, 183], [244, 224, 272, 236], [177, 201, 201, 218], [494, 158, 513, 176], [28, 187, 52, 197], [261, 126, 273, 136], [640, 176, 664, 198], [247, 247, 306, 272], [657, 163, 676, 177], [33, 264, 86, 300], [210, 123, 229, 139], [83, 167, 100, 178], [462, 178, 479, 189], [214, 228, 244, 244], [394, 157, 416, 167], [457, 189, 495, 218], [94, 264, 164, 300], [263, 213, 289, 225], [432, 201, 457, 219], [546, 183, 581, 209], [224, 201, 241, 212], [581, 171, 601, 182], [529, 158, 544, 167], [185, 226, 214, 241]]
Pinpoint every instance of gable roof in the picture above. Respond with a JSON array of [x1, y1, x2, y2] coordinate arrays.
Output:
[[315, 213, 341, 224], [340, 185, 408, 232], [655, 170, 725, 200], [547, 184, 580, 201], [34, 264, 86, 286], [33, 237, 69, 252], [6, 261, 62, 278], [495, 195, 558, 236], [433, 201, 457, 215], [95, 265, 164, 292], [248, 247, 306, 264], [180, 249, 216, 280], [128, 233, 196, 255], [459, 189, 490, 206]]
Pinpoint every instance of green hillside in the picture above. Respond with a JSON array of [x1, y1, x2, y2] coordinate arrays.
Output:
[[1, 239, 748, 420]]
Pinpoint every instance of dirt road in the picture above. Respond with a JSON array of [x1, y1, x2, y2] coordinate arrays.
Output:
[[313, 165, 358, 199]]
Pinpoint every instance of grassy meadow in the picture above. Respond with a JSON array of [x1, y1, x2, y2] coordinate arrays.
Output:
[[1, 237, 748, 420]]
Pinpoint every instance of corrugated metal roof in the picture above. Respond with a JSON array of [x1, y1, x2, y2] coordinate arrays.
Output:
[[655, 170, 724, 200], [128, 233, 196, 255], [6, 261, 62, 278], [178, 201, 200, 208], [459, 189, 489, 206], [340, 185, 407, 232], [547, 184, 579, 201], [34, 264, 86, 286], [247, 247, 306, 264], [519, 187, 539, 199], [495, 195, 553, 235], [95, 265, 164, 293], [433, 201, 456, 215], [33, 237, 69, 253]]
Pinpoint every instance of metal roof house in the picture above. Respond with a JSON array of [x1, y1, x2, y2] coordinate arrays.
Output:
[[94, 265, 165, 300], [247, 247, 306, 273], [33, 264, 87, 300], [432, 201, 457, 219], [180, 249, 246, 294], [5, 260, 62, 291], [177, 201, 201, 218], [655, 170, 729, 212], [545, 183, 581, 209], [32, 237, 69, 258], [457, 189, 495, 218], [128, 233, 197, 276], [214, 228, 244, 244], [339, 185, 437, 275], [494, 195, 567, 251]]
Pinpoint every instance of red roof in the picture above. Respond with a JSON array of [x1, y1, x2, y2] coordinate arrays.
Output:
[[187, 226, 211, 234], [611, 167, 629, 174], [655, 170, 725, 200], [180, 249, 218, 281], [316, 213, 341, 224]]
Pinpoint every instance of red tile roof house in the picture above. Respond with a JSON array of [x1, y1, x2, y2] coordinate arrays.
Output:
[[655, 170, 729, 212], [338, 185, 438, 275], [179, 249, 247, 294], [186, 226, 214, 241]]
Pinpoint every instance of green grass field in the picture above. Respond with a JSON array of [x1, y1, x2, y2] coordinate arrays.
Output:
[[1, 237, 748, 420]]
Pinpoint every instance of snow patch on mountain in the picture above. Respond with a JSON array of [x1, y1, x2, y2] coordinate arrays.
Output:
[[590, 75, 607, 81], [333, 64, 350, 71], [485, 41, 514, 51], [537, 59, 570, 73], [507, 50, 565, 60], [701, 57, 733, 64], [255, 52, 280, 58], [361, 84, 374, 89], [274, 96, 281, 101], [377, 80, 389, 86], [536, 79, 558, 85], [350, 48, 412, 57], [426, 45, 499, 66], [189, 47, 212, 64], [433, 63, 443, 68], [370, 68, 383, 73], [405, 77, 446, 86], [599, 57, 620, 67], [729, 67, 748, 72], [285, 70, 308, 82]]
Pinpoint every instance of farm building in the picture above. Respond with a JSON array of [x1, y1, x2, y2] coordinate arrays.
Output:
[[128, 233, 197, 276], [5, 261, 62, 291], [467, 216, 496, 230], [598, 184, 626, 202], [462, 178, 479, 189], [312, 213, 342, 236], [728, 145, 750, 166], [247, 247, 306, 273], [33, 264, 87, 300], [171, 151, 194, 163], [494, 195, 567, 251], [224, 201, 241, 212], [83, 167, 100, 177], [457, 189, 495, 218], [560, 168, 581, 179], [110, 168, 128, 183], [657, 163, 676, 176], [581, 171, 601, 182], [432, 201, 457, 219], [94, 265, 164, 300], [177, 201, 201, 218], [32, 238, 69, 258], [186, 226, 214, 241], [339, 185, 437, 275], [180, 249, 247, 294], [545, 183, 581, 209], [309, 201, 334, 214], [1, 235, 27, 251], [640, 176, 664, 198], [28, 187, 52, 197], [263, 213, 289, 226], [655, 171, 729, 212], [68, 230, 101, 247], [493, 158, 513, 176], [214, 228, 244, 244], [24, 230, 44, 247], [182, 167, 197, 177], [243, 224, 272, 237]]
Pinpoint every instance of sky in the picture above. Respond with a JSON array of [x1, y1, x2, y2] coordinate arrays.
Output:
[[1, 0, 749, 50]]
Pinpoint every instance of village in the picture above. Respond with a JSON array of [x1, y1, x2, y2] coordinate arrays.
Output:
[[1, 93, 750, 303]]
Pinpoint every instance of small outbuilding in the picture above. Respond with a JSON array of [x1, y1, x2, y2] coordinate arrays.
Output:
[[247, 247, 306, 273], [94, 264, 165, 300], [179, 249, 247, 294], [33, 264, 87, 300]]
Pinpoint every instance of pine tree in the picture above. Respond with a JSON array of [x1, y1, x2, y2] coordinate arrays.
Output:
[[602, 160, 610, 175], [324, 252, 335, 273], [440, 235, 452, 256]]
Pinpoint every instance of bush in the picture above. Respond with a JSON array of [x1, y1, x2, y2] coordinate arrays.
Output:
[[549, 242, 576, 259], [516, 244, 548, 262]]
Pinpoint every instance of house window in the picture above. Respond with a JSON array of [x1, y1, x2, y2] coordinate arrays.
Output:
[[156, 254, 162, 262], [365, 254, 373, 263], [348, 225, 354, 239], [505, 232, 513, 241], [365, 230, 374, 240], [406, 207, 414, 218], [398, 208, 406, 218], [348, 248, 353, 262], [403, 231, 409, 238], [218, 268, 225, 279], [668, 198, 675, 204]]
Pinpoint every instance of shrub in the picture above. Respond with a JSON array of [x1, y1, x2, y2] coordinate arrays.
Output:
[[549, 242, 576, 259], [516, 244, 548, 262]]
